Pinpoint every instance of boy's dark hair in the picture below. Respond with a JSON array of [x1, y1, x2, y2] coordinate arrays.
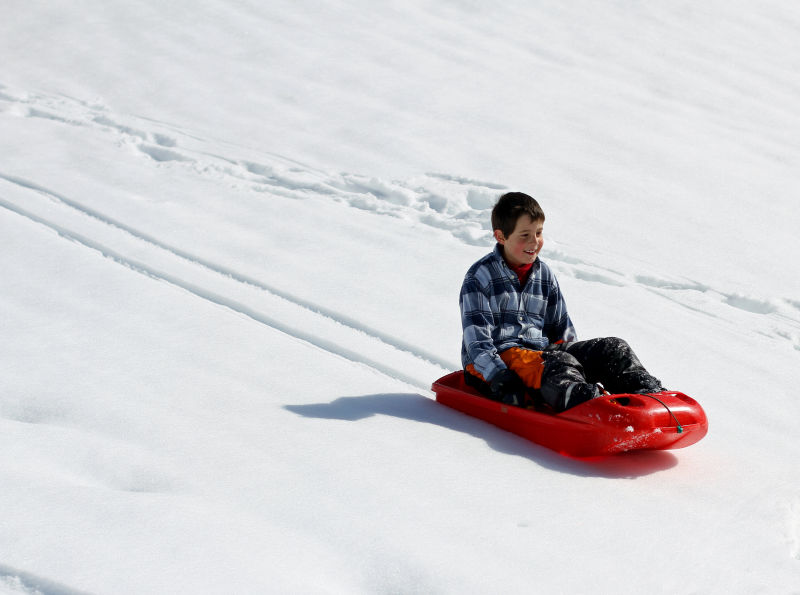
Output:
[[491, 192, 545, 238]]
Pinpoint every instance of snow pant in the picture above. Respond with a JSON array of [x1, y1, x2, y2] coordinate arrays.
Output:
[[466, 337, 663, 412]]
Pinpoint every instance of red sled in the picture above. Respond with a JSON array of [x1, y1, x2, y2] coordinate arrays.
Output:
[[432, 371, 708, 457]]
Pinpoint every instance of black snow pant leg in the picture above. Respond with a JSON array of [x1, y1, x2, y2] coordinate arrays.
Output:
[[560, 337, 664, 394], [539, 350, 593, 412]]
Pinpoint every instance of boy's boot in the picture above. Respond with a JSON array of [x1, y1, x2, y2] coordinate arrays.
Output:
[[560, 381, 602, 410]]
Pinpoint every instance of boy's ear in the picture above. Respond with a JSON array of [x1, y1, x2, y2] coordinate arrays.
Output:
[[493, 229, 506, 244]]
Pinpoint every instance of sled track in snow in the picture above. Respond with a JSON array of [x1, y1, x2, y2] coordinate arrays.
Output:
[[0, 181, 450, 391], [0, 172, 453, 371]]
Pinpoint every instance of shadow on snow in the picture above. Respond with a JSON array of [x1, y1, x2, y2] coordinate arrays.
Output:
[[284, 393, 678, 478]]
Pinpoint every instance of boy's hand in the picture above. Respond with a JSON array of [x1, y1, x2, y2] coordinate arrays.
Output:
[[489, 369, 527, 407]]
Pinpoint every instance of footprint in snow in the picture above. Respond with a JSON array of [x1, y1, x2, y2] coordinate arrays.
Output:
[[723, 293, 778, 315], [634, 275, 709, 292], [138, 143, 194, 163], [151, 133, 177, 147]]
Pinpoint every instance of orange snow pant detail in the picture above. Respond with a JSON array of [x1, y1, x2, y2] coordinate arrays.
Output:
[[466, 347, 546, 389]]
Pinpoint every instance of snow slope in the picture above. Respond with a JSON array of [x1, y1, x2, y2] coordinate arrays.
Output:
[[2, 1, 800, 593]]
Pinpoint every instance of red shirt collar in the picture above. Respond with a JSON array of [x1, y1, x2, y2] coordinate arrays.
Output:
[[506, 260, 534, 285]]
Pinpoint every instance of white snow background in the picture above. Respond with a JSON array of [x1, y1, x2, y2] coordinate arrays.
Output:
[[2, 1, 800, 593]]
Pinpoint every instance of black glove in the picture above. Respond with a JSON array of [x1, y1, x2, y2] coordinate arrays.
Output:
[[488, 369, 527, 407]]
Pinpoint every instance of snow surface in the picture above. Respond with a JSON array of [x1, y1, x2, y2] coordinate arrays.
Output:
[[2, 1, 800, 593]]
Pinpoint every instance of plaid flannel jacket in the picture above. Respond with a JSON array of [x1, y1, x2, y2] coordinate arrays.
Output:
[[460, 245, 577, 383]]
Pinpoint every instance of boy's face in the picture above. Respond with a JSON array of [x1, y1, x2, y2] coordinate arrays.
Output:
[[494, 215, 544, 268]]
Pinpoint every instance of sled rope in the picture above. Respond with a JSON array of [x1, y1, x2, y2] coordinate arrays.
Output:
[[643, 395, 683, 433]]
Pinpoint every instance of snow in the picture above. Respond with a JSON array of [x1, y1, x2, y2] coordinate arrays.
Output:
[[2, 1, 800, 592]]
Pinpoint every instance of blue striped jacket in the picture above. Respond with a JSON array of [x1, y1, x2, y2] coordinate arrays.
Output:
[[460, 245, 577, 382]]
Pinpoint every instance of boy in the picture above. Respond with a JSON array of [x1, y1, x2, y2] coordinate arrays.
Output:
[[460, 192, 664, 411]]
